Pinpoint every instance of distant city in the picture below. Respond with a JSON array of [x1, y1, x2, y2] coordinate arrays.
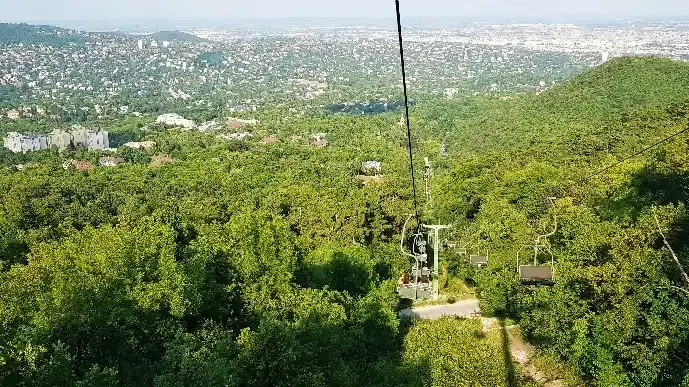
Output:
[[1, 19, 688, 122]]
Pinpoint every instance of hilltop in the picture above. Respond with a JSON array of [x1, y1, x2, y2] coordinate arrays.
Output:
[[538, 56, 689, 120], [423, 57, 689, 155], [0, 23, 84, 46], [0, 23, 124, 46], [149, 30, 207, 43]]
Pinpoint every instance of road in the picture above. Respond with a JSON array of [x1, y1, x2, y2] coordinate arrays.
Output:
[[398, 298, 481, 320]]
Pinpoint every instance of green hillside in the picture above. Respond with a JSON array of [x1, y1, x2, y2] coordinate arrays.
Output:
[[541, 57, 689, 119], [0, 58, 687, 386], [419, 57, 689, 159], [150, 30, 207, 43], [428, 58, 689, 387], [0, 23, 84, 46]]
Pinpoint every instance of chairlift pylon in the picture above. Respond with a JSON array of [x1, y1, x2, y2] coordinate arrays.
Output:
[[516, 197, 558, 286], [397, 215, 451, 300], [397, 214, 433, 300]]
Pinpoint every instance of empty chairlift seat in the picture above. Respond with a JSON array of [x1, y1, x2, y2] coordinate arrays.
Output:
[[519, 265, 555, 286], [470, 255, 488, 267]]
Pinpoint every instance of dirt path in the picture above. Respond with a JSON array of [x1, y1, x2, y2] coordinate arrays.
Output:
[[399, 300, 566, 386], [502, 325, 564, 387], [398, 298, 481, 320]]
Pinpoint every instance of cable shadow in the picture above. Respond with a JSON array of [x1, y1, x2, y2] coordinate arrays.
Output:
[[500, 317, 519, 387]]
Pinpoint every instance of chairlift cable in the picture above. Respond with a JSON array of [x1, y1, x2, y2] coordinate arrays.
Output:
[[572, 123, 689, 188], [395, 0, 421, 229], [533, 122, 689, 206]]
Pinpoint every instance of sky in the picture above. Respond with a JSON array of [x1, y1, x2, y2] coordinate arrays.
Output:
[[1, 0, 688, 23]]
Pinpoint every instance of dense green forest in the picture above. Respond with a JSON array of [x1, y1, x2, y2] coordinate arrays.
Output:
[[0, 57, 688, 386]]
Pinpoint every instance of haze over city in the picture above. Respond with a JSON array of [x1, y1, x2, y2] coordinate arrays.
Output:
[[2, 0, 689, 26]]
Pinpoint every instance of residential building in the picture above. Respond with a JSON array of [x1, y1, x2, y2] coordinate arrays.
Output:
[[71, 128, 88, 147], [73, 160, 94, 172], [3, 132, 23, 153], [312, 138, 328, 148], [226, 117, 259, 128], [217, 132, 253, 141], [123, 141, 156, 149], [7, 109, 20, 119], [199, 120, 222, 132], [87, 130, 109, 150], [99, 156, 124, 167], [361, 161, 382, 175], [261, 136, 278, 145], [3, 132, 47, 153], [71, 128, 109, 150], [357, 175, 384, 185], [150, 155, 173, 168], [21, 133, 47, 153], [47, 129, 72, 151], [156, 113, 196, 129]]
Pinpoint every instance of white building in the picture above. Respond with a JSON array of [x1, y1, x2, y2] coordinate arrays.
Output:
[[199, 120, 222, 132], [4, 129, 106, 153], [69, 128, 109, 150], [227, 117, 259, 126], [217, 132, 253, 141], [137, 39, 144, 50], [86, 130, 109, 150], [21, 133, 47, 153], [99, 156, 124, 167], [156, 113, 197, 129], [162, 41, 170, 48], [3, 132, 23, 153], [124, 141, 156, 149], [361, 161, 382, 175], [150, 40, 158, 48], [47, 129, 72, 151], [3, 132, 48, 153], [6, 109, 20, 119]]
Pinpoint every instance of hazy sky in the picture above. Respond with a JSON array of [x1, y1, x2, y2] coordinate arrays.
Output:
[[1, 0, 688, 23]]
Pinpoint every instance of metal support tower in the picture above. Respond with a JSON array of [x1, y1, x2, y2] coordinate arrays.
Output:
[[422, 223, 451, 299]]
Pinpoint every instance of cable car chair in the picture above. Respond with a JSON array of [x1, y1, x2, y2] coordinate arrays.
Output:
[[470, 248, 489, 268], [516, 197, 557, 286], [397, 214, 433, 300]]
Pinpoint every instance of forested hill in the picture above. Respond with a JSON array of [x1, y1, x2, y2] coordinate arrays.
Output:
[[0, 23, 84, 46], [538, 57, 689, 121], [0, 23, 124, 46], [424, 57, 689, 155], [150, 30, 208, 43]]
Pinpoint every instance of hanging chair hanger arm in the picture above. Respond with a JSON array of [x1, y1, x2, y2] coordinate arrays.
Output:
[[537, 197, 558, 242], [400, 213, 415, 258]]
